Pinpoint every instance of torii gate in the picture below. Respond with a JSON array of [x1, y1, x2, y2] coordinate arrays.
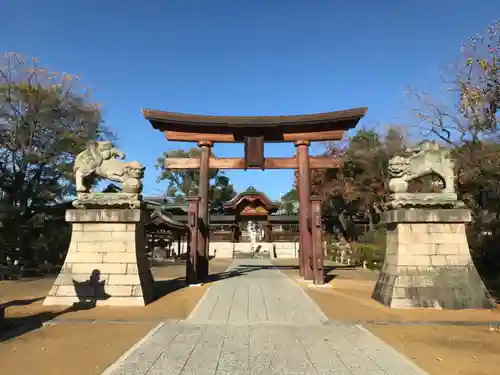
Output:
[[142, 108, 367, 285]]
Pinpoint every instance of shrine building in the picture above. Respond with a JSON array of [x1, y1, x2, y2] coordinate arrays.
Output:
[[145, 187, 300, 259]]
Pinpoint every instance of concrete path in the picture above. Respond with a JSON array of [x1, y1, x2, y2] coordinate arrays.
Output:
[[102, 259, 428, 375]]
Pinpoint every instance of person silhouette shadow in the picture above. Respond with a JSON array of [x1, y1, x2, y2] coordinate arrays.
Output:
[[72, 269, 110, 308]]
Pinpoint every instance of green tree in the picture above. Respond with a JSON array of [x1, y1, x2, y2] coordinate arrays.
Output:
[[0, 53, 110, 263], [311, 126, 408, 265], [279, 187, 298, 215], [156, 148, 236, 210], [209, 175, 237, 213], [313, 126, 407, 222]]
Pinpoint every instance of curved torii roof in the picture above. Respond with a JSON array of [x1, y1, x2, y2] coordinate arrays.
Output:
[[142, 107, 367, 142]]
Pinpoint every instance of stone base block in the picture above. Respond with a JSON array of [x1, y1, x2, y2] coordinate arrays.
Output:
[[372, 209, 495, 309], [44, 209, 154, 307], [372, 265, 494, 309], [272, 242, 299, 258], [209, 242, 234, 258], [231, 242, 298, 258], [208, 242, 299, 258], [307, 283, 330, 288]]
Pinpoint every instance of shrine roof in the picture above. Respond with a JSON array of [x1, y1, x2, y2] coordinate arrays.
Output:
[[146, 209, 188, 231], [142, 107, 367, 142], [223, 190, 280, 213], [143, 197, 189, 214]]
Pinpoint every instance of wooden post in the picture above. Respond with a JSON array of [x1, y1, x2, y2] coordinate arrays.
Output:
[[177, 233, 182, 257], [149, 232, 154, 256], [310, 197, 325, 284], [186, 196, 200, 284], [244, 136, 265, 170], [295, 140, 313, 280], [230, 223, 238, 243], [197, 140, 213, 280], [265, 222, 272, 242]]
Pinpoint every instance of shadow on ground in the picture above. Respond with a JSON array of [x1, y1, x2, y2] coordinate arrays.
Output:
[[0, 299, 98, 343], [1, 260, 350, 342], [153, 262, 354, 300], [152, 267, 254, 300], [234, 263, 357, 283], [235, 263, 356, 271], [478, 273, 500, 304], [0, 273, 110, 342]]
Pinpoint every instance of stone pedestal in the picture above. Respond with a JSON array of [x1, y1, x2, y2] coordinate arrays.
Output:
[[44, 209, 154, 307], [372, 209, 495, 309]]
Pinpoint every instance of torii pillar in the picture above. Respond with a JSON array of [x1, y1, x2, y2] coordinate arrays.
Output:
[[197, 140, 213, 281], [296, 140, 313, 280]]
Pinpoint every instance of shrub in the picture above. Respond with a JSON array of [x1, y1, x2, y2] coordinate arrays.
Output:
[[356, 226, 386, 269]]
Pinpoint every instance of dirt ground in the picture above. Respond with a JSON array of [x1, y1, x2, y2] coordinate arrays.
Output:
[[272, 259, 500, 375], [369, 325, 500, 375], [3, 258, 500, 375], [0, 258, 232, 375]]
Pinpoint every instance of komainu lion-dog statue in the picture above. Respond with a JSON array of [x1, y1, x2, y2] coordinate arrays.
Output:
[[74, 141, 145, 194], [386, 141, 463, 209], [72, 141, 145, 208]]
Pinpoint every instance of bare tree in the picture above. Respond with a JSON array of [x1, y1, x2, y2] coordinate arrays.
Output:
[[0, 53, 110, 263], [406, 21, 500, 210]]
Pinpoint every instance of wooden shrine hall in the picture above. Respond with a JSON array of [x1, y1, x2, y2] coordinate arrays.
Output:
[[157, 187, 302, 258], [142, 107, 367, 285]]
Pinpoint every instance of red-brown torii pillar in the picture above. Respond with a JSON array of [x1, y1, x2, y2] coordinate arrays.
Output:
[[295, 140, 313, 280], [197, 140, 212, 280], [186, 196, 200, 284], [310, 197, 325, 284]]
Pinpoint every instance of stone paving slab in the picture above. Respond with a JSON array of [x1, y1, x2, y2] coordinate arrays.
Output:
[[106, 321, 427, 375], [102, 259, 428, 375], [187, 259, 328, 325]]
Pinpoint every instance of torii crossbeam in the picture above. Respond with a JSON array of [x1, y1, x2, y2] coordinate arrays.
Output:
[[143, 107, 367, 284]]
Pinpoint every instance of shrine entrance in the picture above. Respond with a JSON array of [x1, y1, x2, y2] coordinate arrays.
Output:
[[143, 108, 367, 285], [224, 188, 280, 258]]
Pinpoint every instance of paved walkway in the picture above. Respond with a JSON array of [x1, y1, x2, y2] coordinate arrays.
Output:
[[103, 259, 428, 375]]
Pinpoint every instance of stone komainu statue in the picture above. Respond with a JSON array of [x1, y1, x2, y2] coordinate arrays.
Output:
[[74, 141, 145, 194], [386, 141, 461, 209], [387, 141, 455, 194]]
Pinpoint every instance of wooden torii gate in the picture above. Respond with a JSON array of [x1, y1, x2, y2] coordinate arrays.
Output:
[[142, 108, 367, 285]]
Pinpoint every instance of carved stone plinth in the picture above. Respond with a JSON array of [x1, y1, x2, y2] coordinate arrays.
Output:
[[44, 209, 154, 307], [386, 193, 465, 210], [372, 209, 495, 309], [72, 192, 143, 209]]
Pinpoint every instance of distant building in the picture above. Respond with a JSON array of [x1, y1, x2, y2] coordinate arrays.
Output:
[[145, 188, 300, 258]]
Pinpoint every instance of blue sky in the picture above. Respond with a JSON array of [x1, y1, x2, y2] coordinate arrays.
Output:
[[1, 1, 496, 199]]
